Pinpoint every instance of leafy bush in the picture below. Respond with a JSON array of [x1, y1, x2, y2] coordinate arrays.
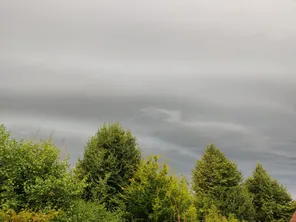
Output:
[[0, 209, 59, 222], [123, 156, 196, 222], [53, 200, 122, 222], [204, 206, 244, 222], [0, 125, 85, 212]]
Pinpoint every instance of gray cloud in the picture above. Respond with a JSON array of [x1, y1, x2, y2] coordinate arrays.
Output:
[[1, 0, 296, 197]]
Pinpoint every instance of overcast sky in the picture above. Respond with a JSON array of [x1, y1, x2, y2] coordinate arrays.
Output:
[[1, 0, 296, 196]]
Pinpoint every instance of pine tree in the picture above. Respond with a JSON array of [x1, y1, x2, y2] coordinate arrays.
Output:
[[245, 163, 294, 222], [192, 144, 254, 220]]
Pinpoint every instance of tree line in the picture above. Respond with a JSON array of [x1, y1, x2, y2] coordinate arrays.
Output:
[[0, 123, 295, 221]]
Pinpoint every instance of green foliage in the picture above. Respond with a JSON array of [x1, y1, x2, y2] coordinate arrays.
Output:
[[54, 200, 122, 222], [75, 123, 141, 211], [1, 122, 295, 222], [123, 156, 196, 222], [292, 200, 296, 211], [192, 144, 254, 221], [192, 144, 242, 195], [0, 125, 84, 212], [0, 209, 59, 222], [221, 185, 255, 221], [204, 206, 247, 222], [204, 206, 228, 222], [167, 175, 197, 222], [245, 163, 294, 222]]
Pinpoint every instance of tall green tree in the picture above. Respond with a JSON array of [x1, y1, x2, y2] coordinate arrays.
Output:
[[192, 144, 254, 220], [75, 123, 141, 211], [122, 156, 196, 222], [245, 163, 294, 222], [0, 125, 84, 212]]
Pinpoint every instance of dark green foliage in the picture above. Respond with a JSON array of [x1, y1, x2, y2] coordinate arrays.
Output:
[[192, 144, 254, 220], [192, 144, 242, 195], [221, 185, 255, 221], [245, 164, 294, 222], [75, 123, 141, 211], [0, 125, 84, 212]]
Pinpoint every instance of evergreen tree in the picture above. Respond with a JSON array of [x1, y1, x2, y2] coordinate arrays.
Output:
[[222, 185, 255, 221], [245, 164, 294, 222], [192, 144, 242, 195], [192, 144, 254, 220], [75, 123, 141, 211]]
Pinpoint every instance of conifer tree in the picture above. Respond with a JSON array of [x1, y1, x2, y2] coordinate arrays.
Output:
[[192, 144, 254, 220], [245, 164, 293, 222]]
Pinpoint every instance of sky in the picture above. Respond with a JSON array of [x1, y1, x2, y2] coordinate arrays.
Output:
[[1, 0, 296, 196]]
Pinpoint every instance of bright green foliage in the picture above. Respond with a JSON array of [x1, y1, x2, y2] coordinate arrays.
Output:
[[123, 156, 196, 222], [75, 123, 141, 211], [245, 164, 294, 222], [204, 206, 246, 222], [204, 206, 230, 222], [167, 175, 197, 222], [54, 200, 122, 222], [122, 156, 170, 221], [0, 125, 85, 212], [192, 144, 254, 220]]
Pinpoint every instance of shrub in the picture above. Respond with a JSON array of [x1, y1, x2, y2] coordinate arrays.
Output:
[[0, 125, 85, 212], [53, 200, 122, 222], [0, 209, 59, 222]]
